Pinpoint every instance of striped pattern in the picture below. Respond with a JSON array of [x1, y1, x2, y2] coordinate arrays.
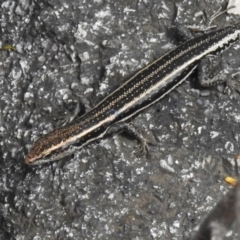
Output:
[[25, 25, 240, 165]]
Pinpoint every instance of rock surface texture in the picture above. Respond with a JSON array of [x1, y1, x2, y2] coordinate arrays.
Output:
[[1, 0, 240, 239]]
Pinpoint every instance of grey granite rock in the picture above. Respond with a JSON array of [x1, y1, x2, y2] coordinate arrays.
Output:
[[1, 0, 240, 239]]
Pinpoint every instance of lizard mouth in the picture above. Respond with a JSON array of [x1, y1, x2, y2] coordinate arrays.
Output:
[[24, 154, 39, 165], [24, 146, 74, 165]]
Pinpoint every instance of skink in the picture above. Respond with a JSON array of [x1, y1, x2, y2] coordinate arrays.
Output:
[[25, 24, 240, 165]]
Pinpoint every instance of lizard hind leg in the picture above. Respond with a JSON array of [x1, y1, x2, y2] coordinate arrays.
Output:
[[198, 57, 240, 99]]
